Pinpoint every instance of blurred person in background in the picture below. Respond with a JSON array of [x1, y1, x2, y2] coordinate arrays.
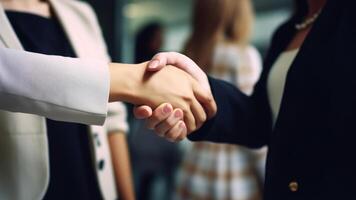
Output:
[[135, 22, 163, 63], [0, 0, 135, 199], [175, 0, 265, 199], [129, 22, 182, 200]]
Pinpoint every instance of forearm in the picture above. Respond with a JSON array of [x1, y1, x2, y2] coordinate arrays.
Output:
[[108, 132, 135, 200]]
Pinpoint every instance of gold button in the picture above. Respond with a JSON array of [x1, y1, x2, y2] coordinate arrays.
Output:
[[289, 181, 298, 192]]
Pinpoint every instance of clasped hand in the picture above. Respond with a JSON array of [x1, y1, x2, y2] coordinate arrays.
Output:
[[133, 52, 216, 142]]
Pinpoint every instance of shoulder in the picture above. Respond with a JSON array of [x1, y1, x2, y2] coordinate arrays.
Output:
[[56, 0, 95, 15]]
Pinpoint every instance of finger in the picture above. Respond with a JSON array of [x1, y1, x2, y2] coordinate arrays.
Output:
[[191, 79, 217, 119], [161, 52, 210, 90], [148, 52, 194, 72], [145, 103, 173, 129], [147, 52, 198, 75], [148, 52, 211, 93], [133, 105, 153, 119], [190, 98, 207, 130], [164, 121, 187, 142], [154, 109, 184, 136], [175, 122, 187, 141], [183, 106, 196, 134]]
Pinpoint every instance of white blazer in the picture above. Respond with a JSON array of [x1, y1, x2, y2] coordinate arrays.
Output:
[[0, 0, 128, 199]]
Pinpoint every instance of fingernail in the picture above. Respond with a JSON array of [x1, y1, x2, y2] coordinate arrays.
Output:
[[174, 110, 182, 118], [179, 121, 185, 129], [148, 60, 159, 69], [163, 104, 172, 114]]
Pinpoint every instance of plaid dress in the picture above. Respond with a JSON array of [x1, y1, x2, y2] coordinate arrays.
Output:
[[175, 45, 265, 200]]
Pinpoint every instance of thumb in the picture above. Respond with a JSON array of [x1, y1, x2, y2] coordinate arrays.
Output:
[[133, 105, 153, 119], [147, 53, 168, 72]]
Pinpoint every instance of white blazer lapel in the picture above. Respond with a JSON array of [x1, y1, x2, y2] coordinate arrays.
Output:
[[49, 0, 85, 57], [0, 4, 23, 49], [50, 0, 104, 59]]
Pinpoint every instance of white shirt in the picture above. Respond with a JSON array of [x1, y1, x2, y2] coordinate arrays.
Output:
[[267, 49, 299, 125]]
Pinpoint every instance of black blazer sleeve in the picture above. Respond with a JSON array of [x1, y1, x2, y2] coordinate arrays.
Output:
[[188, 77, 272, 148]]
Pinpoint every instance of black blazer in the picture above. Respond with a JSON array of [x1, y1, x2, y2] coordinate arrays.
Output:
[[188, 0, 356, 199]]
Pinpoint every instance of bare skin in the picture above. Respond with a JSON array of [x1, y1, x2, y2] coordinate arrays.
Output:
[[108, 132, 136, 200]]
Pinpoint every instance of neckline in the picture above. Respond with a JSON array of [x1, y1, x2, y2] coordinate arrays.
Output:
[[5, 9, 52, 20]]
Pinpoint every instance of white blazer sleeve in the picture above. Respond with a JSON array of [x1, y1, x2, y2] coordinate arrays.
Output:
[[0, 47, 110, 125]]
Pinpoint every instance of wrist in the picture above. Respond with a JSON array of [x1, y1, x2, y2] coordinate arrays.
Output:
[[109, 62, 147, 103]]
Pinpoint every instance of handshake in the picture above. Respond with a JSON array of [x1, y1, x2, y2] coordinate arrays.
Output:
[[109, 52, 217, 142]]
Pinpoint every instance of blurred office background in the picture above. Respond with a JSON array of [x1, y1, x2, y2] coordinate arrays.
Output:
[[85, 0, 293, 62], [83, 0, 293, 199]]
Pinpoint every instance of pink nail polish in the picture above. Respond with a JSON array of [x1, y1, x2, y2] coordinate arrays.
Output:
[[174, 110, 182, 118], [179, 122, 185, 129], [163, 105, 172, 114]]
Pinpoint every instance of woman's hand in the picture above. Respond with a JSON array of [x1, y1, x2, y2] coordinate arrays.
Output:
[[109, 62, 213, 133], [149, 53, 215, 116], [133, 52, 217, 141], [148, 52, 211, 93]]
